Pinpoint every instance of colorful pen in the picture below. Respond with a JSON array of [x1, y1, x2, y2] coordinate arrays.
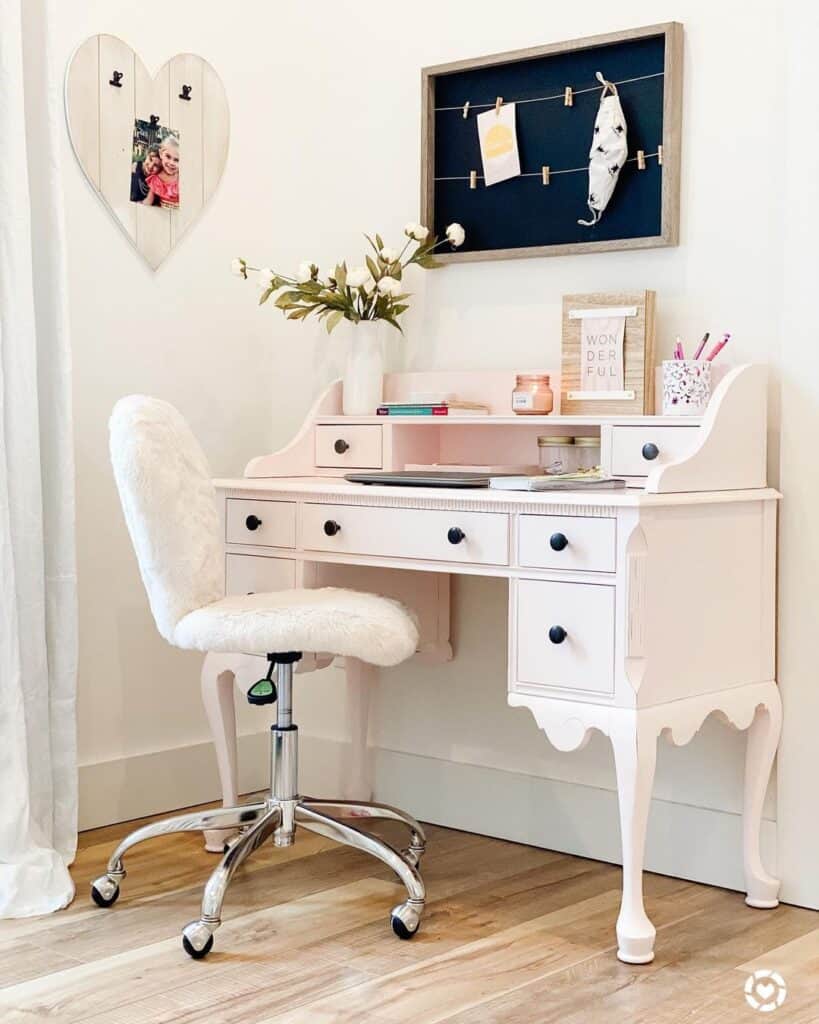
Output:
[[693, 332, 710, 360], [705, 332, 731, 362]]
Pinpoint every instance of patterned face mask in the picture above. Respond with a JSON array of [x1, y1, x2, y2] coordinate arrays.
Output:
[[578, 73, 628, 227]]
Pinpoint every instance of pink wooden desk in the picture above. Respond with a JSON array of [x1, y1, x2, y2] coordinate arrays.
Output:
[[203, 364, 780, 964]]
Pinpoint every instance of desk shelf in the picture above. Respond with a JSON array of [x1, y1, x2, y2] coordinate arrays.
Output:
[[314, 414, 702, 427]]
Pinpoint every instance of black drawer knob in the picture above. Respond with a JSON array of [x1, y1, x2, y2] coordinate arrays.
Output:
[[642, 442, 660, 461], [447, 527, 466, 545], [549, 532, 569, 552], [333, 438, 350, 454], [245, 514, 263, 531], [548, 625, 568, 645], [323, 520, 341, 537]]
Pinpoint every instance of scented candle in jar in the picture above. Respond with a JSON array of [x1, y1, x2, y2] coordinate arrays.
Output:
[[512, 374, 553, 415]]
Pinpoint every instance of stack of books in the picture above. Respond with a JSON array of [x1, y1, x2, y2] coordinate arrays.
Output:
[[376, 400, 490, 417]]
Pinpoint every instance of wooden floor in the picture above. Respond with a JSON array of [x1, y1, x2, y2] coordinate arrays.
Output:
[[0, 804, 818, 1023]]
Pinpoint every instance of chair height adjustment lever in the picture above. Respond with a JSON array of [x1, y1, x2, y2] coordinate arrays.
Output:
[[247, 658, 278, 705]]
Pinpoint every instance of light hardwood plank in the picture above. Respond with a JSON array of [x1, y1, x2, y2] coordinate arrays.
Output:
[[0, 806, 816, 1024]]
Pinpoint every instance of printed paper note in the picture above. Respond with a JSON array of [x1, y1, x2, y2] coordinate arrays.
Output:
[[580, 316, 625, 391], [477, 103, 521, 187]]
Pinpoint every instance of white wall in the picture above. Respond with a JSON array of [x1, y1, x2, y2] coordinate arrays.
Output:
[[60, 0, 801, 894]]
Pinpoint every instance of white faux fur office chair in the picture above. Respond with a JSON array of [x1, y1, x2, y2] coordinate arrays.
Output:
[[92, 395, 425, 959]]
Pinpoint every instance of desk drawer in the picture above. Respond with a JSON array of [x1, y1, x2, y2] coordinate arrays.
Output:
[[519, 515, 616, 573], [226, 499, 296, 548], [226, 554, 296, 595], [514, 579, 614, 695], [610, 425, 698, 478], [316, 425, 383, 469], [302, 503, 509, 566]]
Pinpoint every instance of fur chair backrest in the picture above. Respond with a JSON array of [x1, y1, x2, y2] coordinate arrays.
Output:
[[109, 395, 223, 642]]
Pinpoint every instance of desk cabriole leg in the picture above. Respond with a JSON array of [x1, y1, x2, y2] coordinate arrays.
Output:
[[610, 711, 658, 965], [743, 685, 782, 909], [340, 657, 375, 801], [200, 652, 241, 852]]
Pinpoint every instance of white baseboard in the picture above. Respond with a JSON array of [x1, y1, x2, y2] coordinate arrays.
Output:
[[79, 731, 775, 894]]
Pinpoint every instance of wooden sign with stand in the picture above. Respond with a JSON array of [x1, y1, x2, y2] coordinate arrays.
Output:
[[561, 290, 655, 414]]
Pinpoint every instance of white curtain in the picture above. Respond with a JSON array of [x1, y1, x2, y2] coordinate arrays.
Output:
[[0, 0, 78, 917]]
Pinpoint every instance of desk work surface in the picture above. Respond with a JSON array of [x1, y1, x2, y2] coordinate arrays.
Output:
[[215, 475, 780, 509]]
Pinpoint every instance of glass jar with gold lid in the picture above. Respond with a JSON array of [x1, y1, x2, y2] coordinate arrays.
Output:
[[537, 436, 577, 475]]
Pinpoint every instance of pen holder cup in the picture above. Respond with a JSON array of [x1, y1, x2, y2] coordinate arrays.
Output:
[[662, 360, 712, 416]]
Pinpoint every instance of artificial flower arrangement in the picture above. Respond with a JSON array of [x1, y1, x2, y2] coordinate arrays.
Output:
[[231, 221, 465, 333]]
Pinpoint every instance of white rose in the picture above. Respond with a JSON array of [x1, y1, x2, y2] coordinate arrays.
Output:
[[231, 257, 247, 278], [377, 276, 402, 297], [411, 224, 429, 241], [296, 260, 316, 284], [404, 222, 418, 238], [445, 222, 465, 247], [346, 266, 371, 288], [258, 267, 275, 290], [379, 246, 398, 263]]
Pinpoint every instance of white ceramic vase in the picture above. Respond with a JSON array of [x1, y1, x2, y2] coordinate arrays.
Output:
[[343, 320, 384, 415]]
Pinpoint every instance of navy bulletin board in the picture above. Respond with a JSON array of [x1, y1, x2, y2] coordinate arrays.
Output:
[[420, 23, 683, 262]]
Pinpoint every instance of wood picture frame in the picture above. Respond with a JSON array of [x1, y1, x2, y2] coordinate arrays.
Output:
[[421, 23, 683, 263], [560, 291, 656, 415]]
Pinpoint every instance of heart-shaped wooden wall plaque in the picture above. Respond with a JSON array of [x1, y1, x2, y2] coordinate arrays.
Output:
[[65, 35, 229, 269]]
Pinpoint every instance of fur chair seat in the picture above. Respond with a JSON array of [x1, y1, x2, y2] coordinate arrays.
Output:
[[173, 587, 418, 666]]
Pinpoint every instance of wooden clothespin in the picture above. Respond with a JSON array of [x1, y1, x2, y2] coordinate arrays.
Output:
[[541, 166, 550, 185], [469, 170, 478, 190], [657, 144, 664, 166], [637, 150, 646, 170], [495, 96, 503, 116], [564, 86, 573, 107], [462, 100, 470, 119]]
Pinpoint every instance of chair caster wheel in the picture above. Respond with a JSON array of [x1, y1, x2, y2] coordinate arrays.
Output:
[[182, 921, 215, 959], [90, 876, 120, 908], [390, 901, 422, 940]]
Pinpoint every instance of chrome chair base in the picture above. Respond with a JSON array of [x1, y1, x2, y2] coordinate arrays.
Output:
[[91, 660, 426, 958]]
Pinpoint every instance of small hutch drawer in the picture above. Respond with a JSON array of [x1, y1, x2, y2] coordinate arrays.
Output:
[[513, 579, 615, 696], [315, 425, 383, 468], [610, 425, 698, 478]]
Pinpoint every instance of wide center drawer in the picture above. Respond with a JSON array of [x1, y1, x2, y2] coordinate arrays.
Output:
[[514, 579, 615, 695], [301, 503, 510, 566], [519, 514, 616, 573], [610, 425, 698, 478], [315, 425, 383, 469]]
